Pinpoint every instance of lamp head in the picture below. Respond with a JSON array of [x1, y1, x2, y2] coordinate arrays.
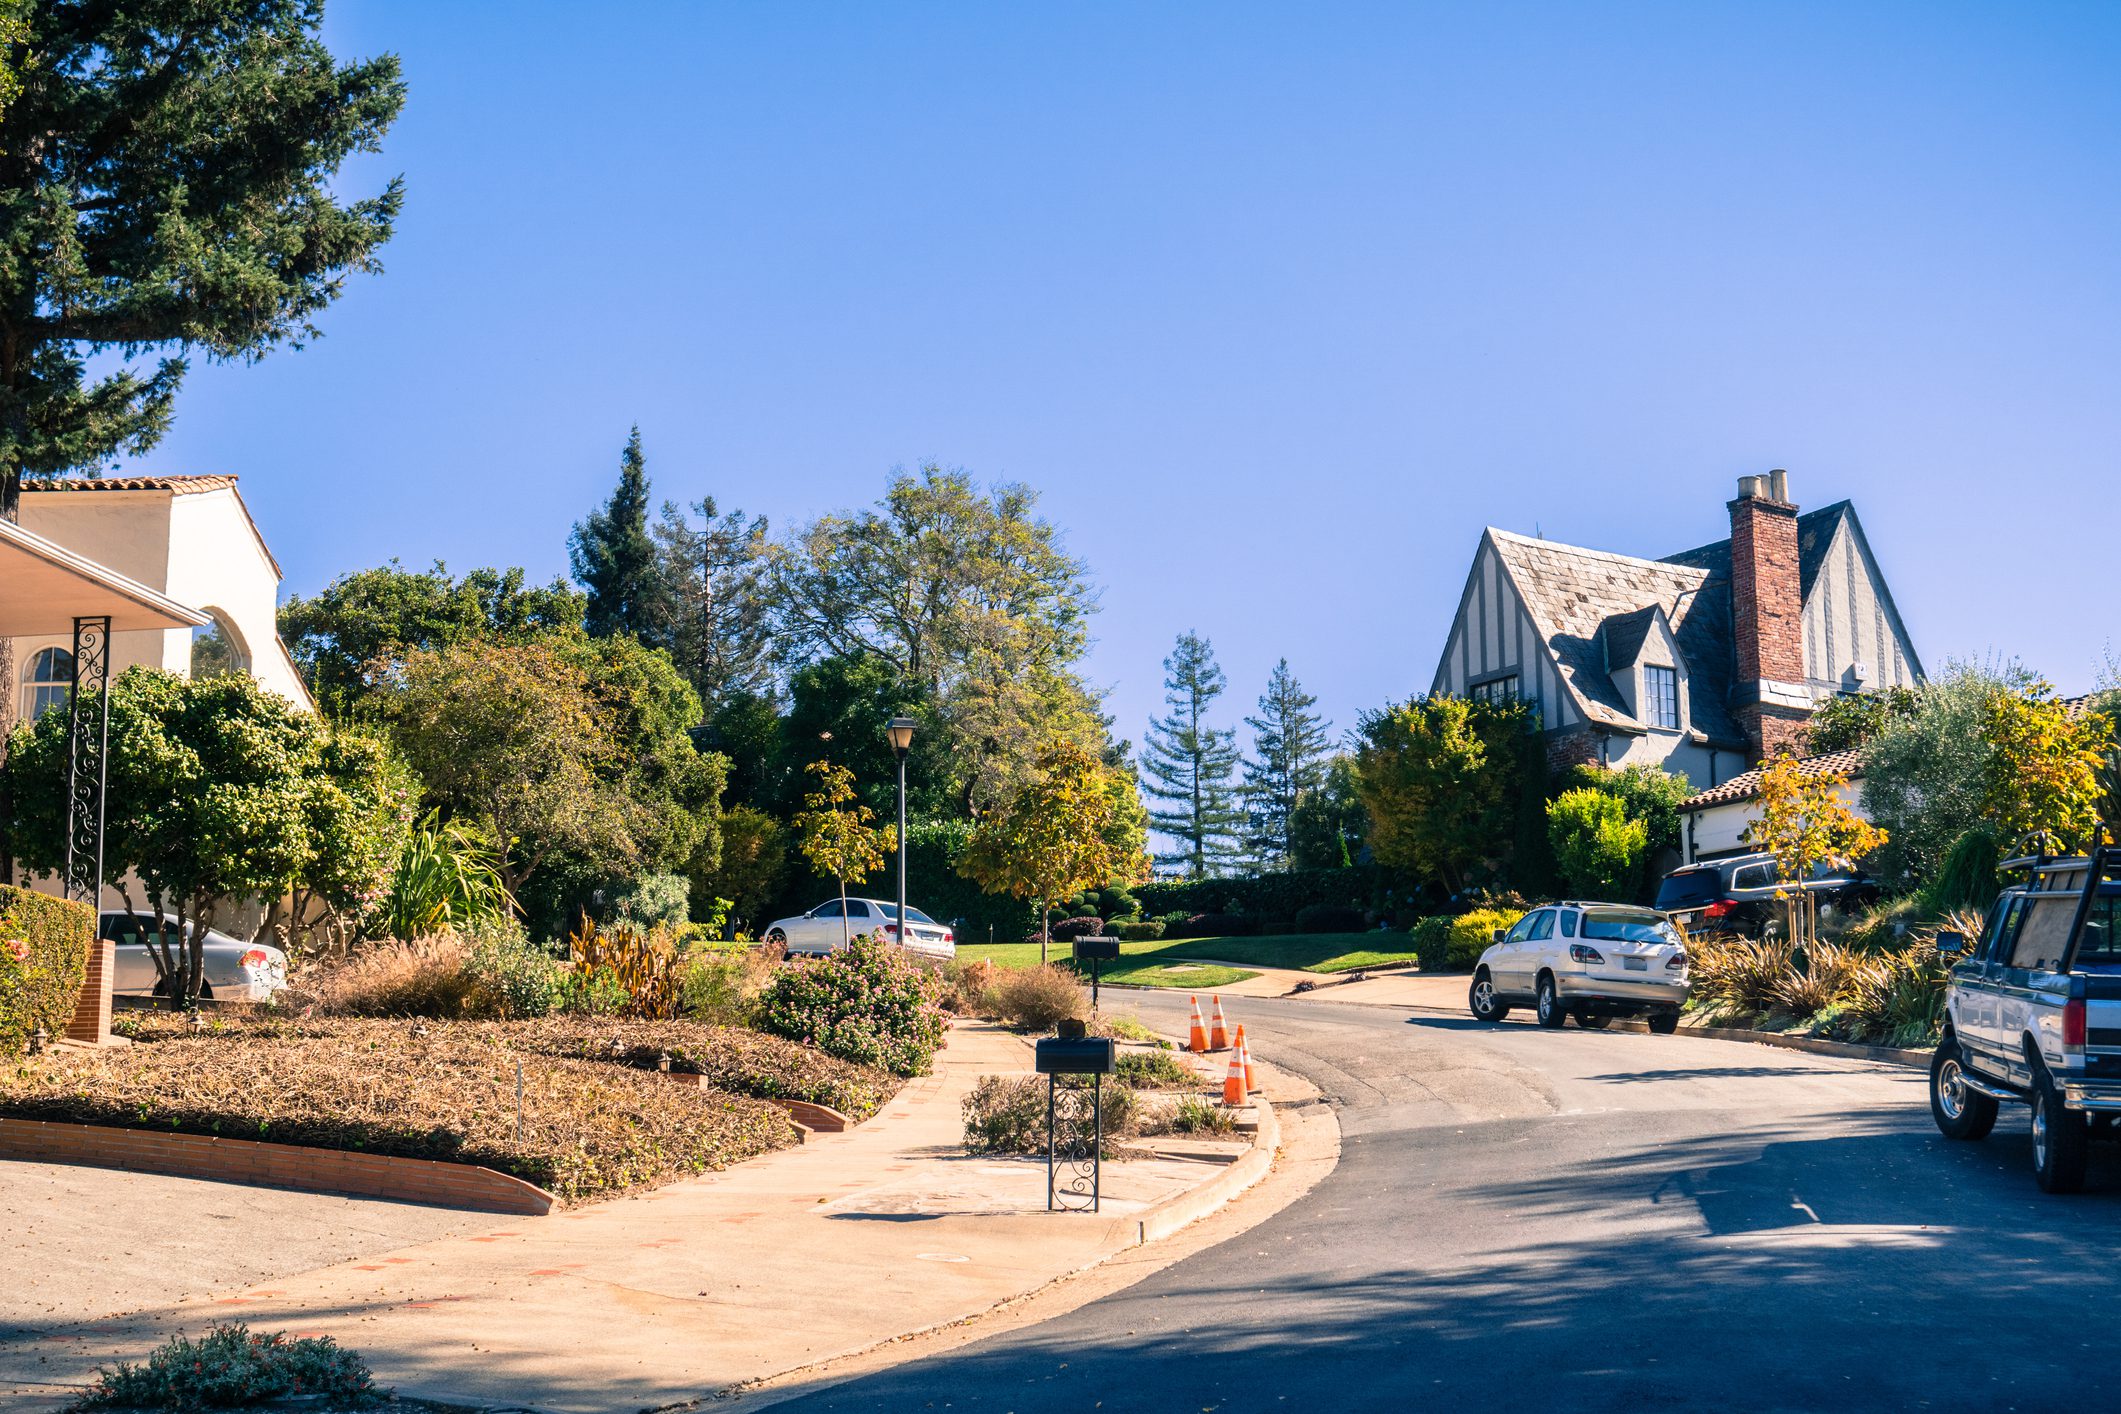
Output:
[[884, 715, 918, 757]]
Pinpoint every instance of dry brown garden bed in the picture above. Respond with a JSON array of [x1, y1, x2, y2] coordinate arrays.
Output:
[[0, 1014, 902, 1206]]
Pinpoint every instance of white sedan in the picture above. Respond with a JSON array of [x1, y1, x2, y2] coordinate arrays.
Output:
[[101, 912, 289, 1002], [1467, 902, 1689, 1032], [762, 898, 956, 960]]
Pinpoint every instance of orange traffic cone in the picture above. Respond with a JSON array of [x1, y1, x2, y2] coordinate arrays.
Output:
[[1208, 995, 1230, 1051], [1222, 1044, 1247, 1105], [1236, 1024, 1258, 1094], [1187, 995, 1208, 1053]]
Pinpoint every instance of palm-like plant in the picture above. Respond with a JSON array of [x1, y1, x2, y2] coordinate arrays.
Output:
[[383, 812, 512, 939]]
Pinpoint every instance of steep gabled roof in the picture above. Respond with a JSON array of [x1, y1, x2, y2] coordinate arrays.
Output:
[[1598, 605, 1663, 671], [1660, 500, 1853, 600], [1487, 529, 1744, 744]]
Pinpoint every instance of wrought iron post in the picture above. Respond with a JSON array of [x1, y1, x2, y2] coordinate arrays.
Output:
[[63, 615, 111, 905]]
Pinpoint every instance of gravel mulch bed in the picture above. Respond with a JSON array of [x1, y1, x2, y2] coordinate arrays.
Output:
[[1, 1016, 798, 1206]]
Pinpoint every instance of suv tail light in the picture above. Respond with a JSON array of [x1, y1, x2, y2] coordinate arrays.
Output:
[[2064, 997, 2087, 1052], [1704, 899, 1736, 919], [238, 948, 270, 970], [1666, 952, 1688, 971], [1569, 944, 1605, 964]]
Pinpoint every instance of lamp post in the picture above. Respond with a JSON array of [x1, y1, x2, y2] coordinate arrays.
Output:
[[885, 716, 917, 943]]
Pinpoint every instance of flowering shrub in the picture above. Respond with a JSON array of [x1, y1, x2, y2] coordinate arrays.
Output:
[[73, 1323, 376, 1409], [758, 937, 945, 1076]]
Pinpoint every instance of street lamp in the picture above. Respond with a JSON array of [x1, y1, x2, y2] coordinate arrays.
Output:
[[885, 716, 917, 944]]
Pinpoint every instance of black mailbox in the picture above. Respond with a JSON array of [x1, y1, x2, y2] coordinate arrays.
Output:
[[1073, 936, 1120, 961], [1034, 1037, 1116, 1075]]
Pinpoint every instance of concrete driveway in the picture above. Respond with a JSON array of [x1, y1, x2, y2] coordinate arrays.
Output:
[[764, 990, 2121, 1413]]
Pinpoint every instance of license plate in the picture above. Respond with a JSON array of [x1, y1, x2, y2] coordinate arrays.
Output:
[[1623, 956, 1648, 971]]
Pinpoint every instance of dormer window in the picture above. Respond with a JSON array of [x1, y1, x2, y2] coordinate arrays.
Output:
[[1646, 665, 1679, 730]]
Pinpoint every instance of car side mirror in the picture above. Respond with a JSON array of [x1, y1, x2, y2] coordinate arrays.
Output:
[[1935, 930, 1967, 957], [1492, 928, 1508, 945]]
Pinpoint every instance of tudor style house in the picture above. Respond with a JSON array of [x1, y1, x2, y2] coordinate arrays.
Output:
[[1429, 471, 1921, 789]]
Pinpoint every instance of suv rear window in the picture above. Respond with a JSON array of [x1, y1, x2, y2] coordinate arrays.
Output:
[[1654, 871, 1721, 910], [1582, 909, 1680, 944]]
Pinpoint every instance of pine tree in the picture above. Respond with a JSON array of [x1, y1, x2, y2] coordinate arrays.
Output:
[[1139, 631, 1244, 879], [1242, 660, 1333, 871], [570, 428, 670, 642], [651, 495, 774, 709]]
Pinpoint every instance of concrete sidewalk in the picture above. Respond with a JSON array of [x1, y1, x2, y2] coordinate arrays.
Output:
[[2, 1021, 1258, 1414]]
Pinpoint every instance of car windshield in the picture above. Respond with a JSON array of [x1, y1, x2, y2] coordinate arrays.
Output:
[[1653, 871, 1722, 910], [1582, 909, 1679, 945], [877, 904, 939, 926]]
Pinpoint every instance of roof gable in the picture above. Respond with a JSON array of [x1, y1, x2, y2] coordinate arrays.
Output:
[[1487, 529, 1743, 743], [1660, 500, 1854, 601]]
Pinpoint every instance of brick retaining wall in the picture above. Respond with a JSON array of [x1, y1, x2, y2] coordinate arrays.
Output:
[[0, 1118, 557, 1216]]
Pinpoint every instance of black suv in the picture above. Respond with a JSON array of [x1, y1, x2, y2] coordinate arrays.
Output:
[[1654, 851, 1879, 939]]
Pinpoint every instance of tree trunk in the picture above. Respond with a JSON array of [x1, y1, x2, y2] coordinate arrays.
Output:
[[1039, 899, 1049, 967], [839, 876, 850, 947]]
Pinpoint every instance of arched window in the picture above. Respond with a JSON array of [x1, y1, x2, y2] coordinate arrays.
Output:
[[22, 647, 74, 722]]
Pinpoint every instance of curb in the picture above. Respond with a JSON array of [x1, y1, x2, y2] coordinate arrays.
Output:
[[1615, 1020, 1932, 1069], [1133, 1082, 1278, 1245]]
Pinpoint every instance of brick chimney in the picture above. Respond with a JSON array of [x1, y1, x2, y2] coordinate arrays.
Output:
[[1728, 470, 1811, 763]]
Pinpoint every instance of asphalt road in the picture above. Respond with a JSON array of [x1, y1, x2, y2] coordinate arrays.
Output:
[[769, 990, 2121, 1414]]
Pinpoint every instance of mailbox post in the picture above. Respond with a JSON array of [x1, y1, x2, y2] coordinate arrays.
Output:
[[1033, 1023, 1116, 1212], [1072, 935, 1119, 1012]]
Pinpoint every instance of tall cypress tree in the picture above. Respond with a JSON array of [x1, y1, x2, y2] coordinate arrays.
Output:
[[1140, 631, 1244, 880], [570, 428, 670, 642], [1242, 659, 1333, 871]]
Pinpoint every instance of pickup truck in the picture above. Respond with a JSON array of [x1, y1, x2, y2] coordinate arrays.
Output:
[[1929, 847, 2121, 1193]]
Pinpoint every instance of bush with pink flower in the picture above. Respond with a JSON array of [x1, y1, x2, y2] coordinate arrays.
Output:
[[757, 937, 946, 1076]]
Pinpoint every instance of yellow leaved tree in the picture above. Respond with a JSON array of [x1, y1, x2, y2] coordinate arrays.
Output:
[[1744, 754, 1888, 947], [793, 760, 895, 948]]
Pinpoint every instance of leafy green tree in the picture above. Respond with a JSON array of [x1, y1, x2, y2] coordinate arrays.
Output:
[[572, 428, 671, 643], [1140, 631, 1244, 879], [7, 670, 397, 997], [0, 1, 26, 121], [1979, 679, 2111, 853], [0, 0, 404, 517], [1863, 664, 2005, 885], [1561, 762, 1692, 893], [268, 727, 419, 951], [1547, 788, 1648, 899], [279, 562, 584, 716], [692, 804, 788, 937], [958, 740, 1150, 964], [384, 637, 631, 900], [1290, 754, 1366, 870], [1804, 686, 1919, 755], [793, 760, 895, 947], [1241, 659, 1332, 871], [1355, 694, 1534, 893], [653, 495, 774, 709], [779, 653, 935, 817]]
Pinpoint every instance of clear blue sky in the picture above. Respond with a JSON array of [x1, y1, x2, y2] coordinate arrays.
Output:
[[119, 0, 2121, 762]]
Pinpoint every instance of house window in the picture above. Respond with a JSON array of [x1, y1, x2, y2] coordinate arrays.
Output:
[[22, 647, 73, 723], [1470, 675, 1519, 705], [1645, 665, 1679, 730]]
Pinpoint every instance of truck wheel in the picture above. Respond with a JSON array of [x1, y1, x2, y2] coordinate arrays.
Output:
[[1468, 971, 1510, 1023], [1535, 975, 1567, 1029], [1929, 1038, 1998, 1141], [1646, 1011, 1680, 1035], [2032, 1071, 2090, 1193]]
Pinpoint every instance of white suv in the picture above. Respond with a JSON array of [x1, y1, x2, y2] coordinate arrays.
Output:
[[1468, 903, 1690, 1033]]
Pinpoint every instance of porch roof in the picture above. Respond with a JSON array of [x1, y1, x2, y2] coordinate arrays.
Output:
[[0, 518, 210, 635]]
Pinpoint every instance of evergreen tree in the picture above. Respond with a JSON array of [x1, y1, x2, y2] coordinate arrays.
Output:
[[1139, 631, 1244, 879], [0, 2, 404, 517], [652, 495, 774, 709], [1242, 660, 1333, 871], [570, 428, 670, 642]]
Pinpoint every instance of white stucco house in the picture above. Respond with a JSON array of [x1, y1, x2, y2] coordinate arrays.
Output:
[[12, 474, 313, 725], [1675, 747, 1870, 865]]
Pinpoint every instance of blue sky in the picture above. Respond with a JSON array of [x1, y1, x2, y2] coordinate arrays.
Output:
[[117, 1, 2121, 761]]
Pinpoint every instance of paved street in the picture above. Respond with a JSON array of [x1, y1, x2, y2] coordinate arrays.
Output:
[[767, 991, 2121, 1414]]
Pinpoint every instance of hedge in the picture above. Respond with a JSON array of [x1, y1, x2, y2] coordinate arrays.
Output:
[[1134, 867, 1383, 923], [1410, 907, 1525, 973], [0, 885, 95, 1055]]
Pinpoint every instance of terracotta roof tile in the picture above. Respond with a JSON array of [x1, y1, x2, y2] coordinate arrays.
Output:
[[1679, 747, 1867, 812], [27, 474, 240, 495]]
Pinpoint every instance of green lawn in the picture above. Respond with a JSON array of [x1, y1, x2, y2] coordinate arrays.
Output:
[[951, 930, 1414, 987]]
